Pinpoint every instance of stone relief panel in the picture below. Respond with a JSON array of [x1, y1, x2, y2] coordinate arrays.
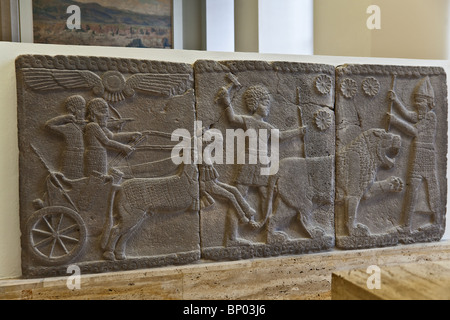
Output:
[[15, 55, 447, 279], [16, 55, 199, 278], [194, 60, 336, 261], [335, 65, 447, 249]]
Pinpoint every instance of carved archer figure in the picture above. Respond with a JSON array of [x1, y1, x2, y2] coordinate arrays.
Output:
[[387, 76, 441, 232], [84, 98, 141, 177]]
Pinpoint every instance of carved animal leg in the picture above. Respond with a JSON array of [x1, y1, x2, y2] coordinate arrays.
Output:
[[265, 174, 295, 244], [260, 175, 279, 231], [100, 189, 117, 250], [265, 196, 292, 244], [297, 203, 324, 239], [401, 177, 422, 231], [345, 196, 370, 236], [363, 177, 404, 201], [265, 195, 277, 235], [297, 208, 313, 238], [114, 211, 147, 260], [258, 186, 268, 219], [103, 225, 120, 260], [345, 196, 356, 233], [103, 193, 145, 261], [103, 198, 128, 260], [224, 211, 253, 246], [224, 210, 238, 244]]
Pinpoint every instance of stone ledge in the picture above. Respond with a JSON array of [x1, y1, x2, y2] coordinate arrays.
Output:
[[1, 240, 450, 300], [331, 260, 450, 300]]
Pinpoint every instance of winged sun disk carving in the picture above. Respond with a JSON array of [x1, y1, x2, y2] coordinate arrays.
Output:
[[22, 68, 192, 102]]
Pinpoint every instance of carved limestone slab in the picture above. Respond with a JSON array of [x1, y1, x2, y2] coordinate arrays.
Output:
[[335, 64, 447, 249], [16, 55, 199, 278], [194, 60, 336, 260]]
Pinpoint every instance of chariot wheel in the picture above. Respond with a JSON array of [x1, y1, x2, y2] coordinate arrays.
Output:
[[26, 206, 87, 266]]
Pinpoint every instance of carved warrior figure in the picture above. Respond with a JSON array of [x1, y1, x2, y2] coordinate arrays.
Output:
[[216, 83, 307, 246], [387, 76, 442, 232], [336, 128, 404, 236], [84, 98, 141, 177], [45, 95, 87, 179]]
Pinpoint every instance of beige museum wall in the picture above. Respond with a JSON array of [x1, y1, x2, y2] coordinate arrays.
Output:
[[314, 0, 449, 60], [0, 42, 449, 280]]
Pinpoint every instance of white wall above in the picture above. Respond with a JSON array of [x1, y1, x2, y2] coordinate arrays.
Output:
[[258, 0, 314, 55]]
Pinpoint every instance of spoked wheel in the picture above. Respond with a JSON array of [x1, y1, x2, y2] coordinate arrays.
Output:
[[26, 206, 87, 266]]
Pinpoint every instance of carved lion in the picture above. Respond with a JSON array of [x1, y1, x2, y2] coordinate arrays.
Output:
[[336, 128, 403, 236]]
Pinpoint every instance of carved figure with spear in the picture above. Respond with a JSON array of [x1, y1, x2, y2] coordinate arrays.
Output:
[[387, 75, 441, 233]]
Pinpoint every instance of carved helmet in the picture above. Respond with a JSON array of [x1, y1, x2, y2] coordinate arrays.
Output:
[[414, 76, 435, 100]]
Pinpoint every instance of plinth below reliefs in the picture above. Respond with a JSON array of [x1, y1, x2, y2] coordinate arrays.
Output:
[[15, 55, 447, 278]]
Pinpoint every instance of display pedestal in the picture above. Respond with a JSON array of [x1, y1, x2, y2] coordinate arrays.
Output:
[[1, 240, 449, 300], [332, 259, 450, 300]]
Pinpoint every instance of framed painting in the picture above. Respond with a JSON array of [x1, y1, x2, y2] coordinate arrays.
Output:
[[32, 0, 173, 48]]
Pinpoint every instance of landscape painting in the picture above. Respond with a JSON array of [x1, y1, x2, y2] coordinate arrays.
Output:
[[32, 0, 173, 48]]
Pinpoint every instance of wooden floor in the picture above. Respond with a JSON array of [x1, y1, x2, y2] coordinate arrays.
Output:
[[1, 240, 450, 300]]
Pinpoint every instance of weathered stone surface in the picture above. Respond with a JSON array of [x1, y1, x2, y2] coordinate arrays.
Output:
[[335, 64, 447, 249], [194, 60, 336, 260], [15, 55, 447, 279], [16, 55, 199, 278]]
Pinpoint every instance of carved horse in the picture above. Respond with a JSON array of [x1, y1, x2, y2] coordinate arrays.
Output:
[[102, 162, 199, 260]]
